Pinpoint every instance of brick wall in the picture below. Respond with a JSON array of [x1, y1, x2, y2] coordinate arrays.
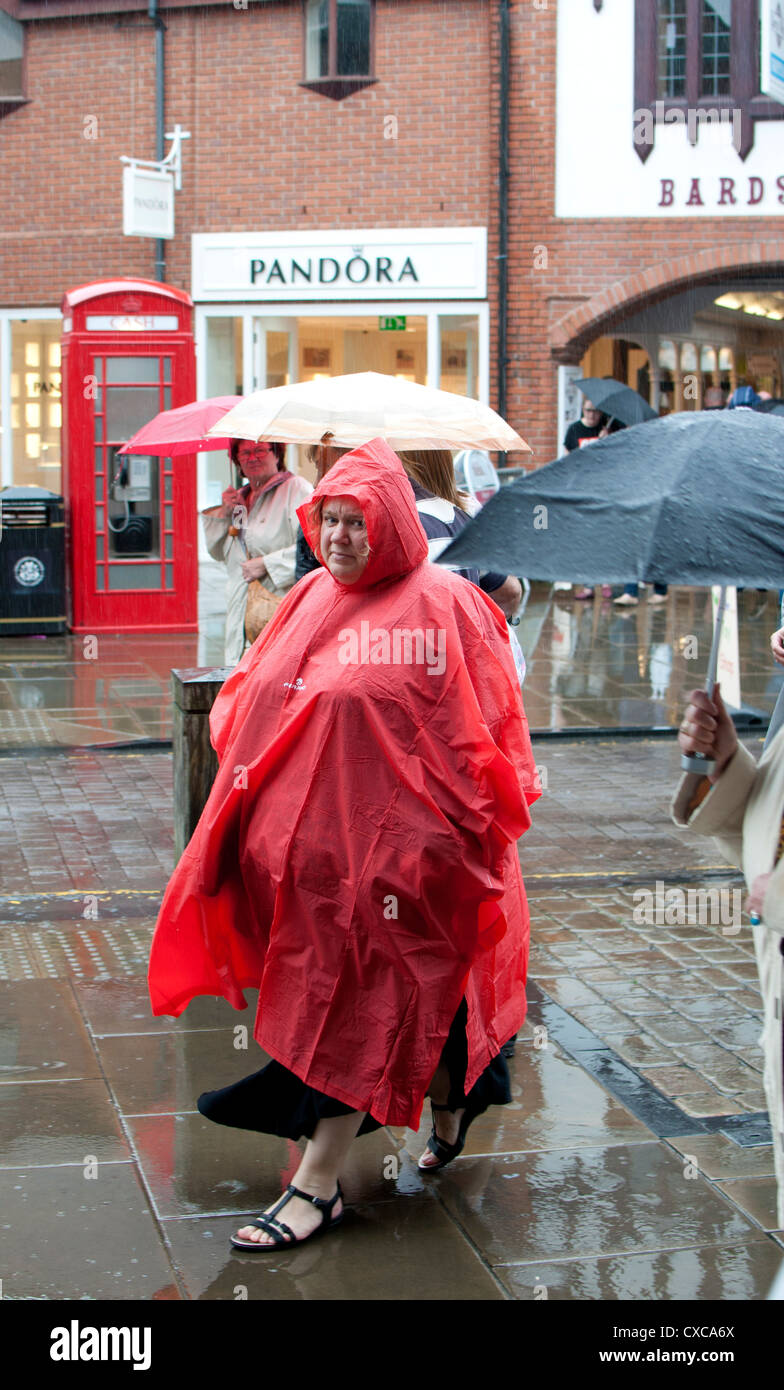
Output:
[[0, 1, 497, 302]]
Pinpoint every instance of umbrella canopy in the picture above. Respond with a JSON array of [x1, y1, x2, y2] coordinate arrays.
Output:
[[438, 409, 784, 588], [575, 377, 658, 426], [205, 372, 530, 453], [117, 395, 242, 456]]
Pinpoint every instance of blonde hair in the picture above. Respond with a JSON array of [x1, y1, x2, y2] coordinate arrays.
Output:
[[396, 449, 468, 512]]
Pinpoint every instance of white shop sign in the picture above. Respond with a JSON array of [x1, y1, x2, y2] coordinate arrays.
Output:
[[122, 165, 175, 240], [192, 228, 487, 302]]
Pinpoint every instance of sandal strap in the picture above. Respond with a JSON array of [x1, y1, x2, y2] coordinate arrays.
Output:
[[285, 1181, 342, 1219], [248, 1214, 295, 1246], [426, 1130, 462, 1163]]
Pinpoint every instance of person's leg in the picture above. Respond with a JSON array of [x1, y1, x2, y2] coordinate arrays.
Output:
[[418, 1060, 466, 1168], [234, 1108, 366, 1245]]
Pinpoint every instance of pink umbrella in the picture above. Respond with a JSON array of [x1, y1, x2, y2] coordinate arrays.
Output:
[[117, 396, 242, 456]]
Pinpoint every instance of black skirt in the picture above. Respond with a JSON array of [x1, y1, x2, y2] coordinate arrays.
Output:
[[197, 999, 511, 1141]]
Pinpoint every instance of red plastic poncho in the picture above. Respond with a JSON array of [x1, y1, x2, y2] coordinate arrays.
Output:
[[148, 439, 540, 1128]]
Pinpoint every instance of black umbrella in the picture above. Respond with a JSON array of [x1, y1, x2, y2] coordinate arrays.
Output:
[[439, 409, 784, 772], [575, 377, 658, 427], [440, 409, 784, 586]]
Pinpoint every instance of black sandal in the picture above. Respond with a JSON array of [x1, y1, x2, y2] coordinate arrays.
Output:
[[230, 1181, 344, 1251], [418, 1102, 476, 1172]]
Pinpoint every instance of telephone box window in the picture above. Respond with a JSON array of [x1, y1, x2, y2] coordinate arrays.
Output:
[[108, 565, 162, 592], [106, 357, 159, 383]]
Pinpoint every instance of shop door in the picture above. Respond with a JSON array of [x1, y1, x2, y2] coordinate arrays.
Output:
[[251, 318, 298, 392]]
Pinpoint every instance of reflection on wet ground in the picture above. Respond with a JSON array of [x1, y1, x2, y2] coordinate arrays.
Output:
[[0, 562, 226, 747], [518, 583, 783, 733], [0, 575, 780, 746]]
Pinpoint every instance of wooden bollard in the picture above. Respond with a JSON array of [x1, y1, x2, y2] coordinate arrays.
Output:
[[171, 667, 232, 862]]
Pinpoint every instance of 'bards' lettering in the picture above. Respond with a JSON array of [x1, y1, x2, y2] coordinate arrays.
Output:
[[659, 179, 674, 206], [685, 178, 703, 206], [748, 176, 764, 205], [719, 177, 736, 205]]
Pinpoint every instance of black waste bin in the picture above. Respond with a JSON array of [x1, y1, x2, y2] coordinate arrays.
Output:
[[0, 486, 67, 636]]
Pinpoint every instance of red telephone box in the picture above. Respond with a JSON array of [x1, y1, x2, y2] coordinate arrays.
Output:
[[61, 279, 198, 632]]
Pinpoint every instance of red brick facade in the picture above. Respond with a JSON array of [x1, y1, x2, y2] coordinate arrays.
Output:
[[0, 2, 497, 299]]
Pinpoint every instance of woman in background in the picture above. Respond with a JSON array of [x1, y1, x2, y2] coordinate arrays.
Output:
[[202, 439, 312, 665]]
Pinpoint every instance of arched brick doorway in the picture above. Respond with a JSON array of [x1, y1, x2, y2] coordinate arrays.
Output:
[[550, 242, 784, 424]]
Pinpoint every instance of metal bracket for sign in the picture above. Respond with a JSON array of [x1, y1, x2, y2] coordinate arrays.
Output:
[[120, 123, 191, 191]]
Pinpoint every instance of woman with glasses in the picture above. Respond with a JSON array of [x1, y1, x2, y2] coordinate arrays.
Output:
[[202, 439, 313, 665]]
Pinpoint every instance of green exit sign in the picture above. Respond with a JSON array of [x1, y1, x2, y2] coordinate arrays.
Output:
[[379, 316, 407, 331]]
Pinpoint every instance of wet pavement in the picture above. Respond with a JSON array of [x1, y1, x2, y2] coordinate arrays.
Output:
[[0, 574, 780, 747], [1, 730, 782, 1301]]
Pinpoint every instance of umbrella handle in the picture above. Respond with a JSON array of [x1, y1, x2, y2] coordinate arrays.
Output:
[[680, 584, 727, 776]]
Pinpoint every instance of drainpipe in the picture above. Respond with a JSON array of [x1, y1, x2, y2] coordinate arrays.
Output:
[[149, 0, 166, 283], [497, 0, 510, 458]]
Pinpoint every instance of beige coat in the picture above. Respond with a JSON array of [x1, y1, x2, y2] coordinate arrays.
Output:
[[202, 471, 313, 666], [672, 730, 784, 1224]]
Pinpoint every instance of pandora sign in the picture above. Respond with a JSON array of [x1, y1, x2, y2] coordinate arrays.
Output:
[[192, 229, 487, 301]]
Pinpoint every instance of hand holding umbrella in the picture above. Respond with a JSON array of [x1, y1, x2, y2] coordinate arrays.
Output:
[[678, 683, 738, 781]]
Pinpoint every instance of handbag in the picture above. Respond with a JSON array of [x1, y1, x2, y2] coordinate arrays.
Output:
[[244, 580, 282, 644]]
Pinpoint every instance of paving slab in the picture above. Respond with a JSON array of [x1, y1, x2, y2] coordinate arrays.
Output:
[[495, 1239, 784, 1301], [161, 1194, 505, 1302], [0, 1163, 181, 1301], [0, 1080, 131, 1167], [433, 1143, 757, 1267]]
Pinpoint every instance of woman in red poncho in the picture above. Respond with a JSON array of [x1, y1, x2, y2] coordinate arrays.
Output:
[[148, 438, 540, 1250]]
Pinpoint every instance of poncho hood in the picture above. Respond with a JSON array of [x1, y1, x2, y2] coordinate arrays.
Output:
[[296, 437, 428, 590]]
